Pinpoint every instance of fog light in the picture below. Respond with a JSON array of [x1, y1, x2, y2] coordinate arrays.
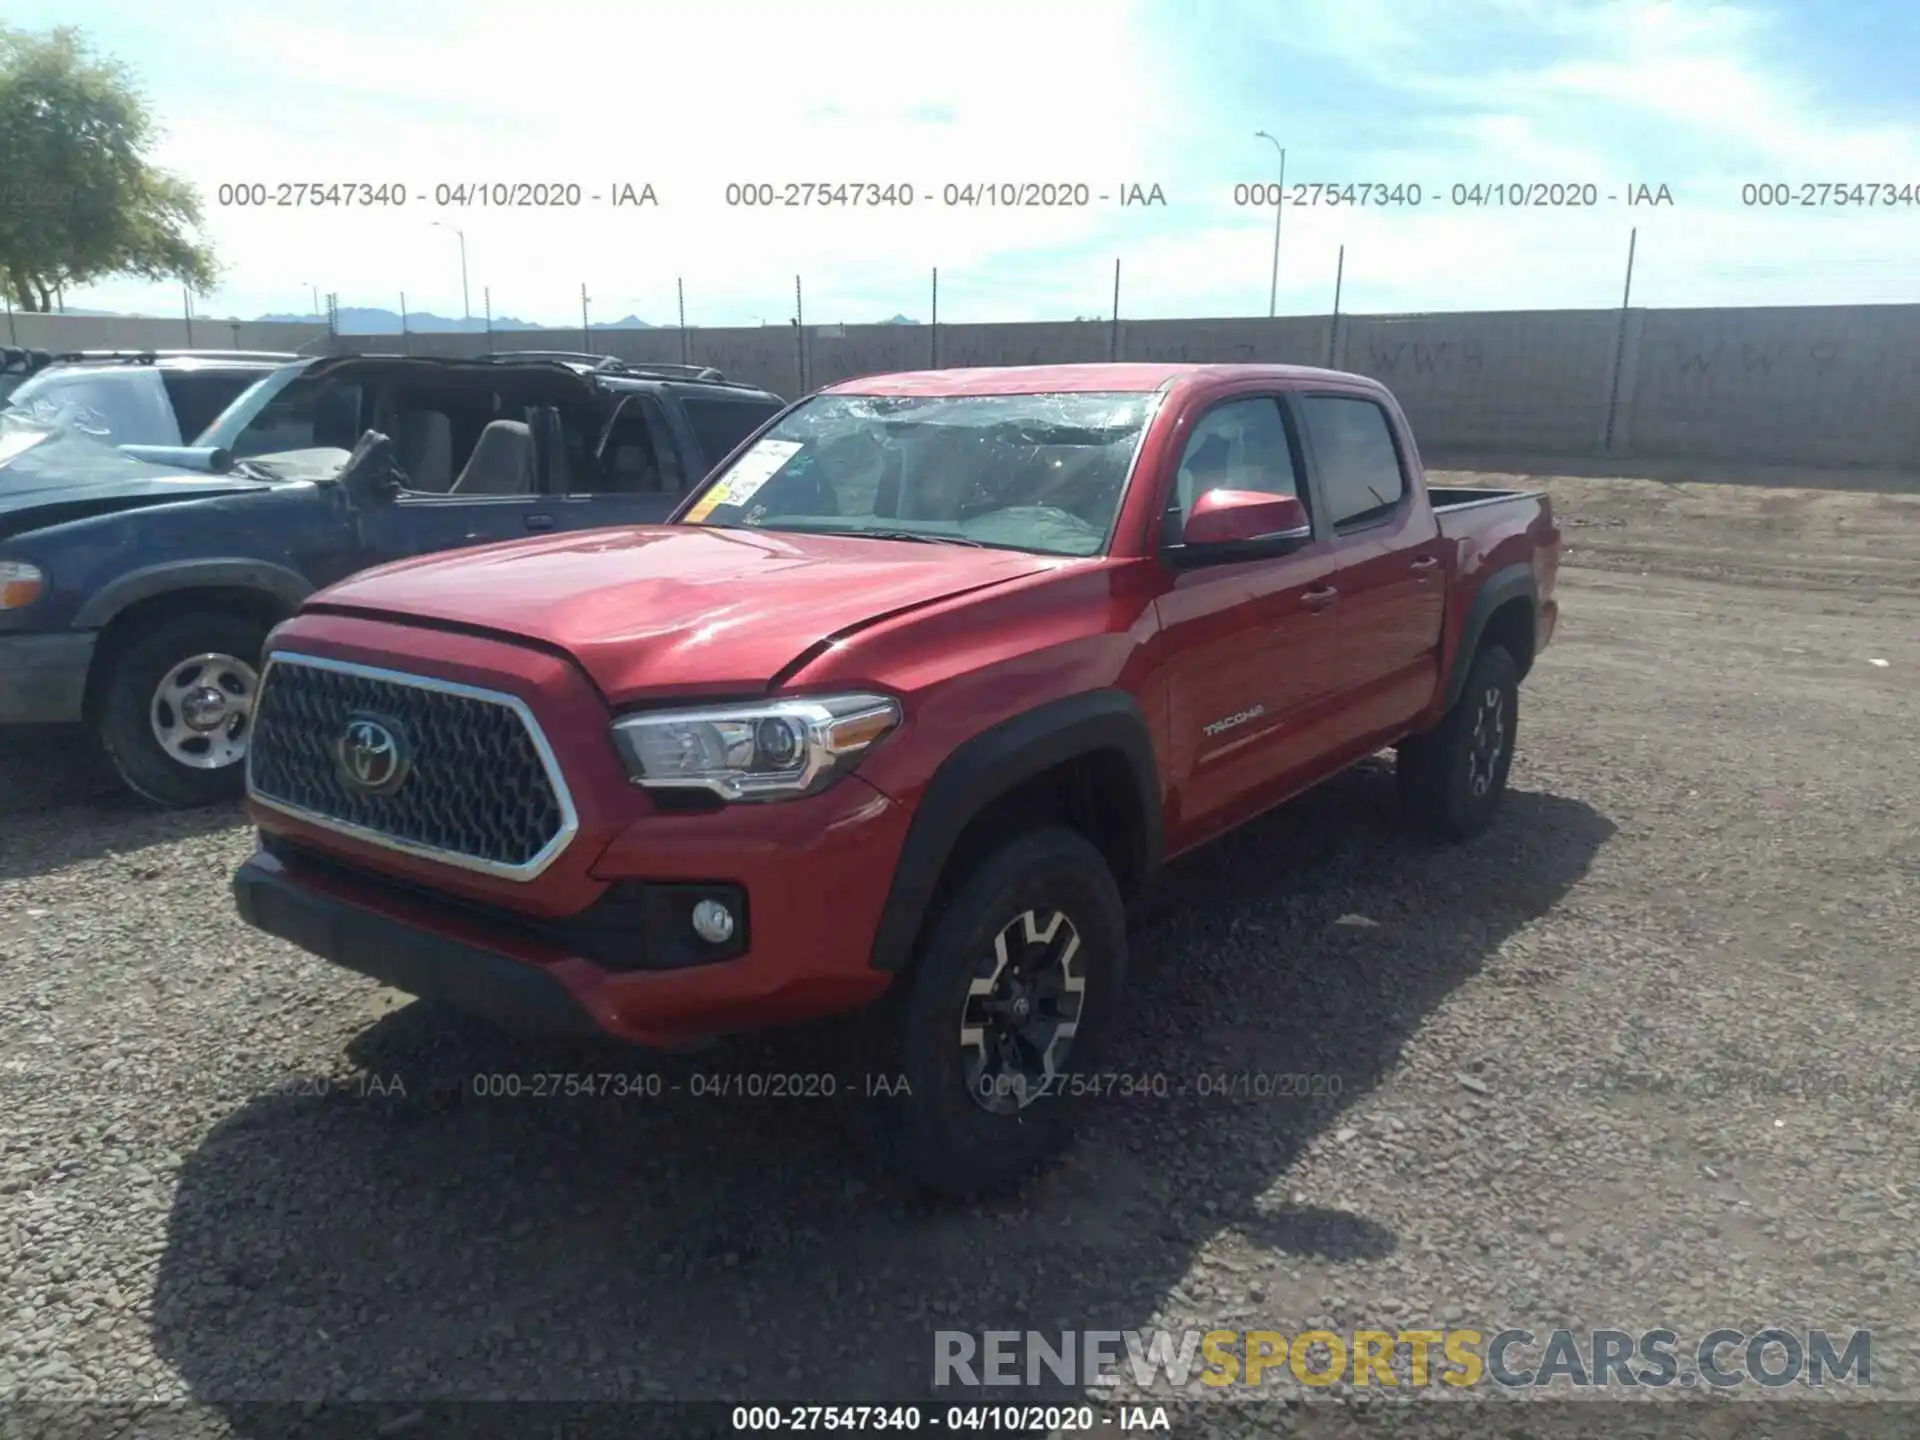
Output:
[[690, 898, 736, 944]]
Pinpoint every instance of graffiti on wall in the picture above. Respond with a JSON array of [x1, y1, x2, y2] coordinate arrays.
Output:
[[1359, 338, 1488, 376], [1664, 337, 1848, 377]]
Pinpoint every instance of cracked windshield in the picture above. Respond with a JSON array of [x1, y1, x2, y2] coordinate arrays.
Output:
[[682, 391, 1158, 555]]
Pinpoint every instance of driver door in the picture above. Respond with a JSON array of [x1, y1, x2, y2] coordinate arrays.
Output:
[[350, 390, 567, 570], [1154, 393, 1347, 843]]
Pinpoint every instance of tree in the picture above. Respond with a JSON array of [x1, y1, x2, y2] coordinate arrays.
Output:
[[0, 25, 218, 312]]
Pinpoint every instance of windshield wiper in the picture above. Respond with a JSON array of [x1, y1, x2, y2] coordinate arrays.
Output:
[[810, 527, 987, 547]]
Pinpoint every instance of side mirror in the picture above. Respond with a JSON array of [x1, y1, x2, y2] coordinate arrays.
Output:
[[1169, 489, 1313, 566], [337, 429, 405, 506]]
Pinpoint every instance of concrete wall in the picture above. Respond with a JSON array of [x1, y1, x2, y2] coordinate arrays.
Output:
[[2, 310, 329, 355], [15, 303, 1919, 470], [1612, 306, 1920, 468], [1333, 310, 1621, 455]]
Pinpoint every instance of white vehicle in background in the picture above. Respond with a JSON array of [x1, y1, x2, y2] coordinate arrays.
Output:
[[0, 350, 299, 449]]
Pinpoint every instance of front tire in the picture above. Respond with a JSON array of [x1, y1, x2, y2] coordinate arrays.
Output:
[[94, 609, 272, 809], [844, 827, 1129, 1199], [1397, 642, 1520, 841]]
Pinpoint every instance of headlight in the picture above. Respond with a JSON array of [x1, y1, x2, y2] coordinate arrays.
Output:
[[611, 692, 902, 801], [0, 561, 45, 610]]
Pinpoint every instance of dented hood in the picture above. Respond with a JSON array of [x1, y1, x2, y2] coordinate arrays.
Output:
[[0, 413, 276, 536], [307, 524, 1060, 699]]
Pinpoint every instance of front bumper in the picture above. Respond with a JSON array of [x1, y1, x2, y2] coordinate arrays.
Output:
[[0, 631, 94, 725], [235, 773, 912, 1048], [234, 851, 604, 1037], [230, 612, 915, 1046]]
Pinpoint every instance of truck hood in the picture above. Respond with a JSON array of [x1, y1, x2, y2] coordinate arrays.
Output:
[[308, 524, 1063, 699], [0, 416, 274, 536]]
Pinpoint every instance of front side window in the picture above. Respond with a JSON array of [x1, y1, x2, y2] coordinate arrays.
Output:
[[680, 393, 783, 471], [587, 394, 680, 494], [1161, 396, 1304, 545], [679, 391, 1159, 556], [195, 363, 365, 457]]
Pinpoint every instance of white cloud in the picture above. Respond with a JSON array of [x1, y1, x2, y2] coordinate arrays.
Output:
[[56, 0, 1920, 323], [103, 0, 1175, 322]]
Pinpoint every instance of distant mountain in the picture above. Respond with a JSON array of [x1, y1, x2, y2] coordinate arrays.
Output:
[[35, 304, 657, 332], [256, 307, 657, 333], [41, 302, 922, 331]]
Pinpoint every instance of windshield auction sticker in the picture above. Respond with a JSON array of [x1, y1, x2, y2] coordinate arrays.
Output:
[[684, 438, 802, 522]]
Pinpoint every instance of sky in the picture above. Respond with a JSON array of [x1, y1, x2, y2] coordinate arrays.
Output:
[[10, 0, 1920, 327]]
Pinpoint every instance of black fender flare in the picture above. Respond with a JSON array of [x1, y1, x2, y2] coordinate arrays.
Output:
[[71, 558, 314, 631], [868, 689, 1163, 973], [1441, 561, 1537, 712]]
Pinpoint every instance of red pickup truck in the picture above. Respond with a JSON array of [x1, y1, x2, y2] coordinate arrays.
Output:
[[231, 362, 1560, 1196]]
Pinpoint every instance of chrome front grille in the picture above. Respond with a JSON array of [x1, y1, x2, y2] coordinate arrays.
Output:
[[245, 653, 577, 879]]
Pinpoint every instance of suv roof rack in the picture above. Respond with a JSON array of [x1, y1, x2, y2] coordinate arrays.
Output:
[[477, 349, 618, 366], [0, 347, 56, 374], [477, 350, 747, 387], [48, 349, 300, 366]]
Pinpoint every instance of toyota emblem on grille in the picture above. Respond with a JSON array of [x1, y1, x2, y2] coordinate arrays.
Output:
[[336, 716, 410, 796]]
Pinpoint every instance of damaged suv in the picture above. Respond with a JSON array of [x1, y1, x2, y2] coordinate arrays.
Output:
[[0, 352, 782, 806]]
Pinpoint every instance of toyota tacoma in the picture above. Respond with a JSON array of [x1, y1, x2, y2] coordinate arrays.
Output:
[[230, 362, 1561, 1196]]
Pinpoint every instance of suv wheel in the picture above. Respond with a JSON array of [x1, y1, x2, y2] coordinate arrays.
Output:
[[844, 827, 1128, 1198], [1397, 642, 1520, 840], [96, 609, 272, 809]]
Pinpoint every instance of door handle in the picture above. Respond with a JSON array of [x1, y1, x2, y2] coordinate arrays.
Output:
[[1410, 554, 1439, 571], [524, 513, 555, 532], [1301, 586, 1338, 609]]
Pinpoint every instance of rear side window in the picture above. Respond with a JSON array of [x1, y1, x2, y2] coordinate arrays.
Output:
[[161, 370, 263, 442], [1297, 395, 1406, 528], [680, 394, 781, 473]]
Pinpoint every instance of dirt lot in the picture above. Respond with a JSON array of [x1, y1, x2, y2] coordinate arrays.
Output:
[[0, 470, 1915, 1435]]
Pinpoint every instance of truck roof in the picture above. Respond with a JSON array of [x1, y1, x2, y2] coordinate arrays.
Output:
[[821, 362, 1376, 397]]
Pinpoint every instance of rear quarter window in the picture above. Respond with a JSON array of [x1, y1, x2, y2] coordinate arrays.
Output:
[[680, 394, 782, 471]]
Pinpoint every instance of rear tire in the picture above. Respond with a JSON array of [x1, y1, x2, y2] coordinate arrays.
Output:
[[841, 827, 1129, 1199], [94, 609, 273, 809], [1397, 643, 1519, 841]]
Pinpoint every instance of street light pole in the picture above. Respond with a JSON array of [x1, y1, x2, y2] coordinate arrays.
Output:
[[1255, 130, 1286, 318], [432, 222, 471, 323]]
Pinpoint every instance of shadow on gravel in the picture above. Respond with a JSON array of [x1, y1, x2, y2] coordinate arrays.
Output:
[[151, 761, 1613, 1424], [0, 723, 243, 882]]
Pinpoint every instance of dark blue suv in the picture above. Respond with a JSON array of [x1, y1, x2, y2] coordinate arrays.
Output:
[[0, 351, 785, 807]]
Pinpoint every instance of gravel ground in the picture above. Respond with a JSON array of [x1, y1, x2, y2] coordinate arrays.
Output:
[[1, 470, 1916, 1438]]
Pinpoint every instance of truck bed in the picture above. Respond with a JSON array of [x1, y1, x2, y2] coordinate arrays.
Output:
[[1427, 484, 1544, 512], [1430, 484, 1556, 565]]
